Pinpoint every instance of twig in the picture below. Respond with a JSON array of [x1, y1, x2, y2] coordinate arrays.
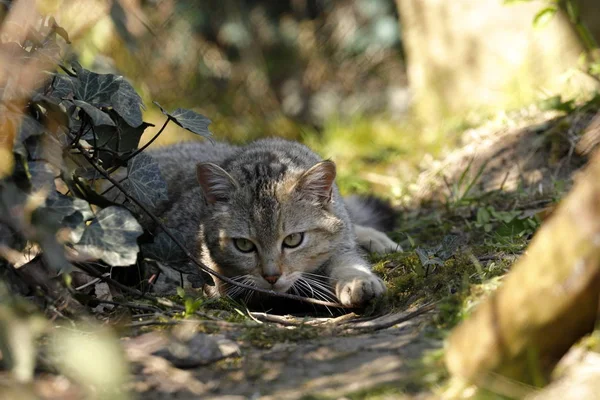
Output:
[[73, 262, 220, 320], [93, 299, 165, 314], [123, 117, 170, 161], [73, 141, 348, 309], [347, 302, 438, 331], [125, 318, 242, 329]]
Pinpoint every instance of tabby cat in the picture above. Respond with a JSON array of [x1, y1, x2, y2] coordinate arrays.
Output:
[[148, 138, 401, 307]]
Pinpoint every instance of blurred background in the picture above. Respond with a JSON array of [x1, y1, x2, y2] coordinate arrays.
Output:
[[39, 0, 600, 198]]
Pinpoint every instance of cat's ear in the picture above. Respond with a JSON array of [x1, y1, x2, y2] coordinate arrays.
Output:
[[196, 163, 239, 204], [294, 160, 336, 204]]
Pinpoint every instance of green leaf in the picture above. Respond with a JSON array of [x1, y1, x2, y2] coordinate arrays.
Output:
[[176, 286, 185, 298], [123, 153, 169, 211], [154, 101, 212, 137], [533, 6, 558, 29], [476, 207, 491, 225], [71, 100, 116, 127], [76, 206, 143, 266]]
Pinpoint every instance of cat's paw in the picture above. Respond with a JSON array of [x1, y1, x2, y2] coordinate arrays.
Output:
[[355, 225, 402, 254], [336, 273, 386, 307]]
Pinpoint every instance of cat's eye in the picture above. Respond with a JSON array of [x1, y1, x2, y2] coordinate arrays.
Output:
[[233, 238, 256, 253], [283, 232, 304, 249]]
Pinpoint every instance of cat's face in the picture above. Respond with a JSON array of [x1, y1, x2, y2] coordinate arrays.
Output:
[[197, 160, 345, 298]]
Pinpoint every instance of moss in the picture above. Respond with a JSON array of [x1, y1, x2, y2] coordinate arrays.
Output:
[[240, 323, 321, 349]]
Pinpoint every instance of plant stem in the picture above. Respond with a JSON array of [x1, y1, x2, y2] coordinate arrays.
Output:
[[124, 117, 170, 161]]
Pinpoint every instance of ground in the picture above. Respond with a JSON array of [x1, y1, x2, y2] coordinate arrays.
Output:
[[2, 103, 600, 400]]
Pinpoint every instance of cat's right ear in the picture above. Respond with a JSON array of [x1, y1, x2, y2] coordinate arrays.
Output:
[[196, 163, 239, 204]]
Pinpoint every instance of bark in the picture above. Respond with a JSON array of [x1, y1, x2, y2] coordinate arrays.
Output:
[[445, 149, 600, 387]]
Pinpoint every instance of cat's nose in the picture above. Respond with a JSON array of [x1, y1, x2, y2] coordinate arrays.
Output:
[[262, 274, 281, 284]]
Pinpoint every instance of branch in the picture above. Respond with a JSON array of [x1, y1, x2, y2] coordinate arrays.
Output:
[[124, 117, 170, 162], [73, 142, 349, 309]]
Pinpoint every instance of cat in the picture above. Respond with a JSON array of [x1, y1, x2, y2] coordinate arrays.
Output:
[[148, 138, 401, 307]]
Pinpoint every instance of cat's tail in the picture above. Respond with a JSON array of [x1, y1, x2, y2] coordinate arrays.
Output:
[[343, 195, 397, 232]]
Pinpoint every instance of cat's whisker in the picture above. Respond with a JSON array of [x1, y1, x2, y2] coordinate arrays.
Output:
[[301, 271, 335, 281], [300, 275, 337, 302], [226, 275, 254, 299], [298, 277, 338, 306], [296, 278, 316, 298]]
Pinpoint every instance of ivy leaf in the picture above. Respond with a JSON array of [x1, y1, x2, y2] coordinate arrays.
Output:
[[76, 206, 143, 266], [81, 110, 153, 168], [49, 74, 75, 100], [71, 100, 116, 127], [141, 231, 214, 285], [154, 101, 212, 137], [71, 62, 145, 128], [111, 79, 145, 128], [28, 161, 57, 199], [123, 153, 168, 211], [45, 194, 93, 222], [142, 231, 187, 265], [12, 114, 45, 157], [44, 195, 93, 243]]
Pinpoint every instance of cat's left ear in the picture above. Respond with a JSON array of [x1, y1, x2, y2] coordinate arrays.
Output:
[[294, 160, 336, 204]]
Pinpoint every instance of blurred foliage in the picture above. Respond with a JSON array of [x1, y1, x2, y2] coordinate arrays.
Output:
[[506, 0, 600, 81], [66, 0, 407, 142]]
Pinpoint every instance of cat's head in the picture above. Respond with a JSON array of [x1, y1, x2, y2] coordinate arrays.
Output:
[[196, 157, 345, 298]]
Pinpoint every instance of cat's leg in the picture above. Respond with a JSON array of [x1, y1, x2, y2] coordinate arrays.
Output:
[[354, 225, 402, 254], [327, 251, 387, 307]]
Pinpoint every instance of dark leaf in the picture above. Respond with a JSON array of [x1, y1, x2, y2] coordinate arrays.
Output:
[[154, 101, 211, 137], [71, 100, 116, 127], [28, 161, 57, 199], [31, 95, 71, 131], [141, 231, 187, 265], [141, 230, 213, 284], [72, 61, 121, 104], [49, 74, 76, 100], [82, 110, 152, 168], [40, 235, 71, 272], [111, 79, 144, 128], [45, 194, 94, 222], [437, 234, 465, 261], [16, 114, 45, 144], [71, 62, 145, 127], [123, 153, 168, 212], [76, 206, 143, 267], [38, 194, 89, 243], [0, 223, 16, 247]]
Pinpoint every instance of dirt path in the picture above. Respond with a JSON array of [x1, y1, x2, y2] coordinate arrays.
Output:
[[135, 312, 437, 399]]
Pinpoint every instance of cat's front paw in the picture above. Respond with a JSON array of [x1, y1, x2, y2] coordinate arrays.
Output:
[[336, 273, 386, 307]]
